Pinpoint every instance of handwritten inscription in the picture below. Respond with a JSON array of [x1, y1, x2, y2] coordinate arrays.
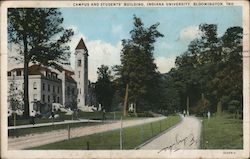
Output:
[[158, 133, 199, 153]]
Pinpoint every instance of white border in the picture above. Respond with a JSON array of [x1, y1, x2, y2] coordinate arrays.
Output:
[[1, 1, 249, 158]]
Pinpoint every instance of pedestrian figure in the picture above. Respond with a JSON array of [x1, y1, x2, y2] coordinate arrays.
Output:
[[183, 110, 186, 117], [51, 111, 55, 124], [30, 110, 35, 125], [207, 111, 211, 119], [75, 109, 79, 119], [102, 109, 106, 121]]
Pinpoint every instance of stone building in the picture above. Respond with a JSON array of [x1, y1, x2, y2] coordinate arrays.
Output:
[[74, 38, 88, 107], [7, 38, 88, 115]]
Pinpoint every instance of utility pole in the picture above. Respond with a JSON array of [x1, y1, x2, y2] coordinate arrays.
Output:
[[120, 117, 123, 150], [186, 96, 189, 116]]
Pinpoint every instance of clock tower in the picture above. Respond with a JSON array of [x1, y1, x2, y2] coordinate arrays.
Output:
[[75, 38, 88, 107]]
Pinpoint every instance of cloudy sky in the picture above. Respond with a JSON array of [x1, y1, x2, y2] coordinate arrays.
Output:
[[60, 6, 242, 82]]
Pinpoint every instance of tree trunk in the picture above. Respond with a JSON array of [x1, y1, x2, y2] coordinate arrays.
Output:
[[216, 99, 222, 116], [23, 35, 30, 118], [123, 83, 129, 116], [186, 96, 189, 115], [134, 102, 137, 117]]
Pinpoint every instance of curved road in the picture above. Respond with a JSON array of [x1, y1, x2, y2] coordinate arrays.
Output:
[[8, 117, 166, 150], [139, 116, 202, 151]]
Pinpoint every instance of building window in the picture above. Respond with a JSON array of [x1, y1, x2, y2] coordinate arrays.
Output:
[[7, 72, 11, 76], [48, 95, 50, 102], [57, 86, 59, 93], [33, 82, 37, 89], [43, 83, 45, 91], [42, 94, 45, 102], [57, 97, 60, 103], [48, 84, 50, 92], [16, 70, 21, 76], [84, 56, 88, 69], [53, 96, 56, 103], [53, 85, 55, 92], [78, 60, 82, 67], [33, 94, 37, 101]]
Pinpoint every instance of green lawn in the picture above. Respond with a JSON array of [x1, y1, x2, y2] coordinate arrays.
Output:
[[9, 111, 147, 126], [77, 111, 154, 120], [8, 122, 100, 137], [201, 113, 243, 149], [8, 117, 63, 126], [9, 111, 154, 137], [29, 115, 181, 150]]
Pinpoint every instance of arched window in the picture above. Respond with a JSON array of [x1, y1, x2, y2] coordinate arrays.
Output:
[[33, 82, 37, 89]]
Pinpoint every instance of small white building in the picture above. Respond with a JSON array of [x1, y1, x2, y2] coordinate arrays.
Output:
[[7, 38, 88, 115]]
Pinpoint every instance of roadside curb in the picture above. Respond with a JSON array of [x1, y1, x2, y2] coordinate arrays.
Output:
[[134, 115, 184, 149]]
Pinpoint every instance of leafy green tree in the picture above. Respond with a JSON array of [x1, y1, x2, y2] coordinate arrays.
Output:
[[8, 77, 24, 112], [8, 8, 74, 117], [119, 15, 163, 114], [8, 77, 24, 126], [159, 73, 181, 114], [167, 24, 242, 116], [95, 65, 114, 112]]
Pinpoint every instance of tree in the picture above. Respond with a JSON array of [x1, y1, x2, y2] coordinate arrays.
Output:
[[119, 15, 163, 114], [8, 77, 24, 112], [169, 24, 243, 115], [95, 65, 114, 112], [8, 8, 74, 118], [8, 76, 24, 126]]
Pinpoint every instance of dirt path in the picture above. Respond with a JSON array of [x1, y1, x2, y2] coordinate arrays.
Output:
[[8, 117, 166, 150], [139, 116, 202, 151]]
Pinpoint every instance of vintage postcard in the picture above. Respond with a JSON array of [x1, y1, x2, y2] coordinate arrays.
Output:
[[0, 0, 249, 158]]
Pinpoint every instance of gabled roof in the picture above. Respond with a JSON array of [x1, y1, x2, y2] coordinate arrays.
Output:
[[75, 38, 88, 52], [8, 64, 59, 76]]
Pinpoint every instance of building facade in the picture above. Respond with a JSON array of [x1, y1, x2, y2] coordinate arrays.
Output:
[[7, 38, 88, 115], [74, 38, 88, 107]]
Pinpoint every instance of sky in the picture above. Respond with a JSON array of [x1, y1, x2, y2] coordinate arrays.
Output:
[[60, 6, 242, 82]]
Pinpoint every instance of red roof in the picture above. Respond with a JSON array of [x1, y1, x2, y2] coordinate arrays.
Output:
[[8, 64, 59, 76], [75, 38, 88, 52]]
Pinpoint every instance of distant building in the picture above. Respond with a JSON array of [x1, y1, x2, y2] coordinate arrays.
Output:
[[7, 38, 88, 115]]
